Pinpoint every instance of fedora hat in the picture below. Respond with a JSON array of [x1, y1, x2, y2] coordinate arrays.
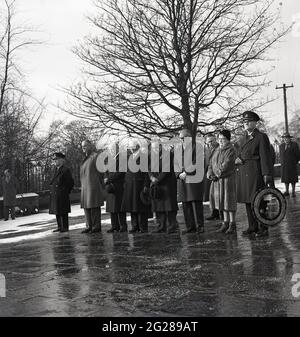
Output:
[[281, 132, 292, 138]]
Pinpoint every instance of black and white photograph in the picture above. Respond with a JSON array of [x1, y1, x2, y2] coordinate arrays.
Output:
[[0, 0, 300, 324]]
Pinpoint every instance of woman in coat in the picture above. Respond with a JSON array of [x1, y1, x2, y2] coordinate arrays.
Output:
[[207, 130, 237, 234], [49, 153, 74, 232]]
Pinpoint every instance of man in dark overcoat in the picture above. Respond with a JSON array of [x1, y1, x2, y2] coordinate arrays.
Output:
[[121, 142, 151, 233], [104, 146, 127, 233], [49, 153, 74, 232], [150, 144, 178, 234], [177, 128, 204, 234], [2, 169, 19, 220], [235, 111, 274, 238], [279, 133, 300, 197]]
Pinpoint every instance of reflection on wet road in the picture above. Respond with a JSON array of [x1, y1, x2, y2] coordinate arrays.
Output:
[[0, 197, 300, 316]]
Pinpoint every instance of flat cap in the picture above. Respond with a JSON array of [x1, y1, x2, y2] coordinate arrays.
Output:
[[242, 110, 260, 122]]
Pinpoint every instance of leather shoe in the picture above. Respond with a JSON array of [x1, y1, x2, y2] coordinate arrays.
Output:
[[53, 229, 61, 233], [292, 192, 296, 197], [91, 227, 101, 233], [60, 229, 69, 233], [225, 222, 236, 234], [255, 229, 269, 238], [152, 227, 166, 233], [197, 226, 205, 233], [119, 227, 128, 233], [283, 191, 290, 197], [81, 228, 91, 234], [107, 228, 120, 233], [216, 222, 229, 233], [206, 214, 219, 221], [242, 229, 257, 236]]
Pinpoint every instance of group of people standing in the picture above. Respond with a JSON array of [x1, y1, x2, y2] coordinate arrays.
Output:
[[48, 110, 300, 239]]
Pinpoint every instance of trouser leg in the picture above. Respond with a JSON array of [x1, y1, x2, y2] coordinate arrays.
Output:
[[110, 213, 119, 230], [192, 200, 204, 229], [245, 203, 259, 232], [10, 206, 16, 220], [56, 215, 62, 230], [61, 214, 69, 231], [182, 202, 196, 230], [118, 212, 127, 231], [139, 212, 148, 232], [84, 208, 92, 230], [3, 206, 9, 220], [156, 212, 167, 231], [90, 207, 101, 230]]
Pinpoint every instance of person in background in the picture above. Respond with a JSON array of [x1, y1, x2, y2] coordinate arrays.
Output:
[[49, 153, 74, 232], [2, 169, 19, 221], [207, 130, 237, 234], [204, 134, 221, 221], [80, 140, 105, 234], [279, 133, 300, 197]]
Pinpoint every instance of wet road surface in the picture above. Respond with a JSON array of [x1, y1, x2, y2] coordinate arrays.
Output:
[[0, 194, 300, 316]]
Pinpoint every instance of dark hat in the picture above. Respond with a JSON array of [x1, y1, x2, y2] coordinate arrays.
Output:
[[140, 187, 152, 205], [53, 152, 65, 159], [281, 132, 292, 138], [219, 129, 231, 141], [242, 110, 260, 122], [105, 183, 115, 194]]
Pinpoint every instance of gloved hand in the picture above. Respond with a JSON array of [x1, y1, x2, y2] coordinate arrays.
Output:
[[263, 175, 273, 187]]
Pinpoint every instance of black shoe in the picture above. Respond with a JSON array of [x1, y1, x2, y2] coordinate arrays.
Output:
[[91, 227, 101, 233], [119, 227, 128, 233], [81, 228, 91, 234], [242, 229, 256, 236], [60, 229, 69, 233], [53, 229, 61, 233], [292, 192, 296, 197], [167, 228, 177, 234], [216, 222, 229, 233], [107, 228, 120, 233], [182, 228, 196, 234], [197, 226, 205, 233], [283, 191, 290, 197], [255, 229, 269, 238]]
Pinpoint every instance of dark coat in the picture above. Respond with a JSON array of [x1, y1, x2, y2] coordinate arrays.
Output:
[[149, 152, 178, 212], [49, 165, 74, 215], [105, 169, 126, 213], [176, 142, 204, 202], [80, 152, 105, 209], [235, 128, 273, 203], [2, 176, 19, 206], [121, 170, 150, 213], [279, 142, 300, 183], [207, 143, 237, 211]]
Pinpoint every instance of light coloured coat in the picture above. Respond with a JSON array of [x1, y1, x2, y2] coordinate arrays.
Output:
[[80, 152, 105, 209], [207, 143, 237, 212]]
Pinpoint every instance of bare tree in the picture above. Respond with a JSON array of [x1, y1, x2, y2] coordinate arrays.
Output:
[[65, 0, 288, 138]]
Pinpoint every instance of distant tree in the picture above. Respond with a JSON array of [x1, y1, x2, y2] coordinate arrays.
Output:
[[65, 0, 288, 139]]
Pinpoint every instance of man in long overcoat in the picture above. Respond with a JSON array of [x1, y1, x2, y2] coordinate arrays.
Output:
[[104, 147, 127, 233], [279, 133, 300, 197], [177, 128, 204, 234], [49, 153, 74, 232], [235, 111, 274, 238], [81, 140, 105, 234], [2, 169, 19, 220], [121, 142, 151, 233], [150, 144, 178, 234]]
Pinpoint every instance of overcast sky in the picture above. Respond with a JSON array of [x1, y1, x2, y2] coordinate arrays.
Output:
[[10, 0, 300, 133]]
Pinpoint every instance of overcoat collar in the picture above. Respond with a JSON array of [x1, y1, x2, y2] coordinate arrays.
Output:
[[240, 128, 259, 150]]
